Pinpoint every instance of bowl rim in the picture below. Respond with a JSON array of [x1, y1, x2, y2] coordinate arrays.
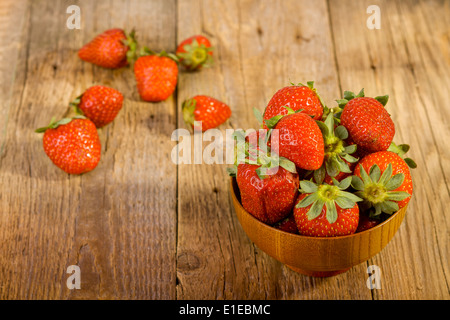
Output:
[[229, 177, 404, 241]]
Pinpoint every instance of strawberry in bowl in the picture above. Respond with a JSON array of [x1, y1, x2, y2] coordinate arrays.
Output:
[[229, 83, 415, 277]]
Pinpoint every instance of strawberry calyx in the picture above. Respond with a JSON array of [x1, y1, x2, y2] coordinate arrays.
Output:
[[182, 98, 197, 128], [351, 163, 411, 216], [313, 113, 358, 183], [296, 177, 362, 223], [387, 141, 417, 169], [298, 81, 327, 111], [35, 115, 86, 133], [252, 107, 264, 128], [176, 38, 213, 70]]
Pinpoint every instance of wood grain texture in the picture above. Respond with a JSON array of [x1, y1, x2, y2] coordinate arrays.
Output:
[[0, 0, 448, 300]]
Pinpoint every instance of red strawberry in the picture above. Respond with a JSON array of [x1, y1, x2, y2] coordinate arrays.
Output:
[[36, 117, 101, 175], [134, 53, 178, 102], [176, 35, 213, 71], [227, 129, 271, 168], [273, 214, 299, 234], [356, 213, 380, 232], [265, 109, 324, 171], [339, 90, 394, 153], [78, 29, 137, 69], [236, 163, 299, 225], [352, 151, 413, 217], [182, 95, 231, 131], [263, 82, 324, 123], [71, 85, 124, 128], [294, 178, 362, 237]]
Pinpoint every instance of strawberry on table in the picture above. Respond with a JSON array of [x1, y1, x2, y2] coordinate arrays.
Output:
[[71, 85, 124, 128], [78, 28, 137, 69], [263, 81, 325, 123], [176, 35, 213, 71], [294, 177, 362, 237], [182, 95, 231, 131], [35, 117, 101, 175], [134, 49, 179, 102], [265, 107, 325, 171], [352, 151, 413, 217], [339, 89, 394, 153]]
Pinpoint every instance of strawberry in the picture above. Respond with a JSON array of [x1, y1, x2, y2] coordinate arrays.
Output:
[[182, 95, 231, 131], [176, 35, 213, 71], [78, 28, 137, 69], [71, 85, 124, 128], [265, 108, 324, 171], [235, 163, 299, 225], [263, 82, 325, 123], [273, 214, 299, 234], [339, 89, 394, 153], [134, 51, 178, 102], [36, 117, 101, 175], [352, 151, 413, 217], [294, 178, 362, 237]]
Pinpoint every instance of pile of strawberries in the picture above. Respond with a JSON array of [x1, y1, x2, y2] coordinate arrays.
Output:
[[230, 82, 416, 236], [36, 29, 232, 174]]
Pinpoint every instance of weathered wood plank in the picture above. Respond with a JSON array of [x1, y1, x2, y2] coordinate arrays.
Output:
[[329, 0, 449, 299]]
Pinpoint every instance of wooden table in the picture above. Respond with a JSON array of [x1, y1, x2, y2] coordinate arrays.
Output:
[[0, 0, 448, 300]]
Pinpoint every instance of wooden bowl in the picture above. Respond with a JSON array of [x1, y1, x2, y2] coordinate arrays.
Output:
[[230, 177, 407, 277]]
